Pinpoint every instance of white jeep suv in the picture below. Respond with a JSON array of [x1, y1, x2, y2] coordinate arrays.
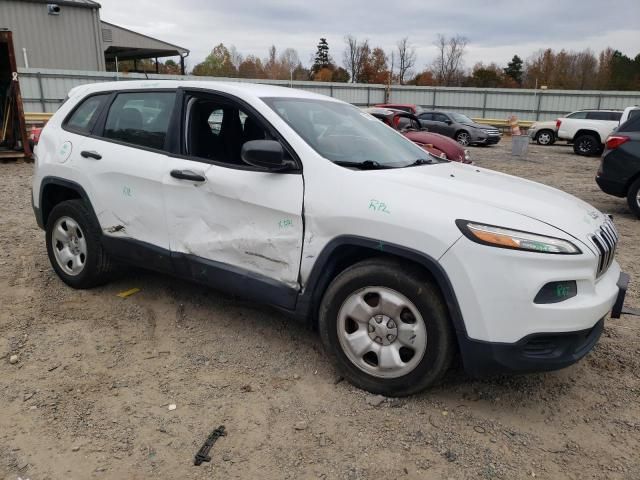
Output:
[[32, 81, 629, 396]]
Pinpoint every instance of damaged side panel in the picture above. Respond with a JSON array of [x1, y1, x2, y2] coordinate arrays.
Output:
[[163, 161, 304, 288]]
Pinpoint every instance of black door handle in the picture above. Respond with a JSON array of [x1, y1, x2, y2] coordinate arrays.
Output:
[[170, 169, 205, 182], [80, 150, 102, 160]]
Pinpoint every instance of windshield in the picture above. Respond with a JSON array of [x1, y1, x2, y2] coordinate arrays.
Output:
[[262, 97, 438, 168], [450, 113, 473, 124]]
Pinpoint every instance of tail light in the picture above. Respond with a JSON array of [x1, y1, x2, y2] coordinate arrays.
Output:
[[556, 119, 562, 129], [605, 135, 630, 150]]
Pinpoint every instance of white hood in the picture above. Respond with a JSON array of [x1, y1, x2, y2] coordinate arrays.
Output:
[[378, 162, 606, 248]]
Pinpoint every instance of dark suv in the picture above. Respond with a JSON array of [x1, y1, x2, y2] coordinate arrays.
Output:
[[417, 111, 501, 146], [596, 115, 640, 218]]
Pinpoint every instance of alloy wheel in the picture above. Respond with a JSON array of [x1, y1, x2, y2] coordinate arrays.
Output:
[[537, 132, 552, 145], [337, 287, 427, 379], [578, 138, 594, 154], [456, 132, 470, 146]]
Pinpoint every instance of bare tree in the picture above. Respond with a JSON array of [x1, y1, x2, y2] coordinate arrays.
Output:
[[396, 37, 416, 85], [280, 48, 300, 81], [432, 34, 468, 86], [229, 45, 244, 70], [343, 35, 369, 83]]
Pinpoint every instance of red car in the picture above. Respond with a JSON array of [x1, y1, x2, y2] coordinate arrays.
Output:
[[374, 103, 423, 115], [365, 108, 471, 164]]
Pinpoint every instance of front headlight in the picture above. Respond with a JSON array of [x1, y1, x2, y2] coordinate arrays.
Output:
[[456, 220, 581, 254]]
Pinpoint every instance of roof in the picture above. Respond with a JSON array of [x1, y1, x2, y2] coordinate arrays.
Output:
[[68, 80, 343, 103], [101, 21, 189, 59], [15, 0, 100, 8]]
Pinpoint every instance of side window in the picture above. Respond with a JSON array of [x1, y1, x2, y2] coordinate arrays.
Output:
[[185, 96, 274, 165], [434, 113, 449, 123], [567, 111, 587, 119], [419, 113, 433, 121], [65, 94, 109, 134], [586, 111, 611, 121], [103, 91, 176, 150], [609, 112, 622, 121]]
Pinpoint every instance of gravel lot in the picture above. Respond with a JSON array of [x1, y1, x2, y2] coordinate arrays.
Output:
[[1, 138, 639, 480]]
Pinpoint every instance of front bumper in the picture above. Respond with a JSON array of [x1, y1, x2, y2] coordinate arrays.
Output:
[[596, 174, 627, 198], [459, 318, 604, 377], [458, 271, 628, 376], [474, 134, 502, 145]]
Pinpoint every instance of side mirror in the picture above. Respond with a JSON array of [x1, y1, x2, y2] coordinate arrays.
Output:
[[241, 140, 288, 171], [445, 120, 452, 125]]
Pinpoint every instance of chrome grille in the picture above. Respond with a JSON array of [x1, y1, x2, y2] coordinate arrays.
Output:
[[591, 218, 618, 278]]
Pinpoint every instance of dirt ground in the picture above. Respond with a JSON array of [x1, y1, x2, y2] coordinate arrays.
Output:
[[1, 138, 639, 480]]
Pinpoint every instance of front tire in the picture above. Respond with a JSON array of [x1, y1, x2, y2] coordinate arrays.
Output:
[[319, 258, 455, 397], [46, 199, 116, 289], [627, 177, 640, 219], [455, 131, 471, 146], [573, 134, 600, 156]]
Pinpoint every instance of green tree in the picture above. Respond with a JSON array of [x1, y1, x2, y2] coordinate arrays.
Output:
[[331, 66, 350, 82], [467, 63, 503, 88], [312, 38, 331, 74], [192, 43, 237, 77], [503, 55, 523, 85]]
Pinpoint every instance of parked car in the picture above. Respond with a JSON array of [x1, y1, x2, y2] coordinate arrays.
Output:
[[556, 109, 623, 156], [619, 106, 640, 125], [365, 108, 471, 164], [32, 81, 628, 396], [596, 114, 640, 218], [527, 120, 557, 145], [373, 103, 423, 115], [417, 111, 502, 146]]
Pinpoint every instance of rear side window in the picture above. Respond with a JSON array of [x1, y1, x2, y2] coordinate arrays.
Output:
[[65, 94, 109, 133], [419, 112, 433, 121], [566, 111, 587, 119], [586, 111, 621, 121], [103, 91, 176, 150]]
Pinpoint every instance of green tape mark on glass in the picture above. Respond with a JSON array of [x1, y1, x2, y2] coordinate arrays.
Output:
[[279, 219, 293, 229]]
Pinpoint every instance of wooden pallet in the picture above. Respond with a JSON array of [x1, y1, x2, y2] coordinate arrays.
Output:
[[0, 150, 28, 162]]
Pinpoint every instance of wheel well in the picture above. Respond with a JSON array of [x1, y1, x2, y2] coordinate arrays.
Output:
[[41, 183, 82, 226], [455, 129, 468, 137], [626, 171, 640, 194], [536, 128, 554, 137], [574, 129, 602, 143], [305, 244, 457, 333]]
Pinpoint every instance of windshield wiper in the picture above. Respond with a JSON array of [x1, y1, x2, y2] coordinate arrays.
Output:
[[333, 160, 394, 170], [405, 158, 434, 167]]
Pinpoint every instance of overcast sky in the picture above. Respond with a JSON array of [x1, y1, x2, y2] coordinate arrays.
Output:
[[99, 0, 640, 71]]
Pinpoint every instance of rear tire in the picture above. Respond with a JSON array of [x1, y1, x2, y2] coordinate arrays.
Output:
[[318, 258, 455, 397], [573, 134, 600, 156], [627, 177, 640, 219], [535, 130, 555, 146], [45, 199, 116, 289]]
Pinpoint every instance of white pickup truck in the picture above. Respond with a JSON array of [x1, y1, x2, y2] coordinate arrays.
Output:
[[556, 110, 622, 156]]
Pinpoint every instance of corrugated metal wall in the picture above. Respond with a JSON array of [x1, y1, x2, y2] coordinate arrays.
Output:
[[0, 1, 104, 71], [18, 67, 640, 120]]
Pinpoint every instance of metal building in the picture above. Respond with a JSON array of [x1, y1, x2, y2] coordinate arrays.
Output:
[[0, 0, 189, 73]]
